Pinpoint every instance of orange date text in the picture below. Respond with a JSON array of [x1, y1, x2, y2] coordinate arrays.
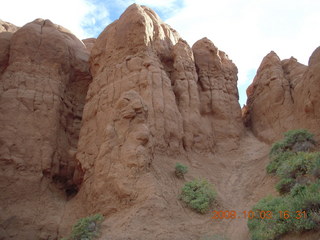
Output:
[[211, 210, 307, 220]]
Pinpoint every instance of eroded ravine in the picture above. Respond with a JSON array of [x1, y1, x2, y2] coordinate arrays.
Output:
[[215, 131, 276, 239]]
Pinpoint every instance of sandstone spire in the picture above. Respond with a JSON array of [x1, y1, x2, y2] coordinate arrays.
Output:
[[244, 48, 320, 143], [75, 4, 244, 239]]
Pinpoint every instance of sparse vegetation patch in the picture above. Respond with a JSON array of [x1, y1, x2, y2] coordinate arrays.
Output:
[[248, 130, 320, 240], [175, 162, 188, 178], [61, 213, 104, 240], [180, 178, 217, 214]]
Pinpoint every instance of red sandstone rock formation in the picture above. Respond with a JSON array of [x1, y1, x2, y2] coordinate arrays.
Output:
[[0, 20, 19, 33], [192, 38, 243, 147], [0, 19, 91, 239], [82, 38, 96, 53], [0, 20, 19, 74], [0, 4, 319, 240], [293, 47, 320, 139], [76, 3, 243, 218], [244, 48, 320, 143]]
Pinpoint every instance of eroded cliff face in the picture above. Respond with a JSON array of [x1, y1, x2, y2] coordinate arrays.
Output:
[[76, 3, 243, 219], [293, 47, 320, 138], [0, 19, 91, 239], [244, 48, 320, 143], [1, 3, 320, 240], [0, 7, 244, 238], [192, 38, 243, 147]]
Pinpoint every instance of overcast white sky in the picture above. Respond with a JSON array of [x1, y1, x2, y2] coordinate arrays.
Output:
[[1, 0, 320, 105]]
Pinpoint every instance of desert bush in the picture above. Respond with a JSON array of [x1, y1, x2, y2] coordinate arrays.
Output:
[[275, 178, 296, 194], [248, 195, 291, 240], [180, 178, 216, 214], [289, 181, 320, 211], [283, 129, 315, 146], [62, 213, 104, 240], [275, 152, 315, 179], [273, 129, 314, 154], [269, 129, 315, 157], [175, 162, 188, 178], [248, 191, 320, 240], [269, 141, 287, 157], [270, 152, 319, 195], [311, 153, 320, 178], [249, 130, 320, 239], [287, 181, 320, 231], [267, 152, 295, 174]]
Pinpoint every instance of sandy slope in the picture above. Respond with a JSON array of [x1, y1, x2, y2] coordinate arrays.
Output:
[[216, 131, 277, 240], [99, 130, 282, 240]]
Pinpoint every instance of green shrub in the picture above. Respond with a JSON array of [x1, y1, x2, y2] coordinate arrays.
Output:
[[267, 152, 295, 174], [269, 129, 315, 157], [62, 214, 104, 240], [276, 152, 314, 179], [175, 162, 188, 178], [311, 154, 320, 178], [275, 178, 296, 194], [248, 195, 291, 240], [270, 152, 319, 196], [180, 178, 216, 214], [248, 191, 320, 240], [290, 180, 320, 211], [249, 130, 320, 240], [288, 181, 320, 231], [289, 183, 309, 197], [269, 141, 287, 157], [283, 129, 315, 147]]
